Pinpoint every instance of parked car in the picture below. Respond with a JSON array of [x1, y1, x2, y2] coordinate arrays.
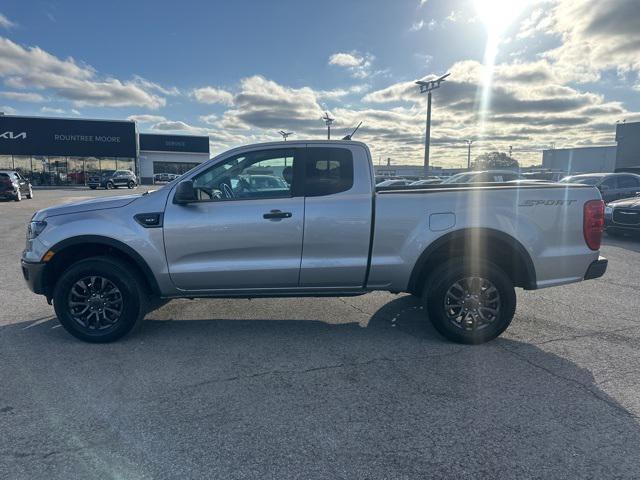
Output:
[[442, 170, 523, 184], [87, 170, 138, 190], [376, 179, 414, 187], [0, 170, 33, 201], [605, 195, 640, 236], [410, 179, 443, 186], [22, 141, 606, 345], [559, 173, 640, 203]]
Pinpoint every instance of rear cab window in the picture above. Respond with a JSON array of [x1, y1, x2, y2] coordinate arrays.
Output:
[[304, 147, 354, 197]]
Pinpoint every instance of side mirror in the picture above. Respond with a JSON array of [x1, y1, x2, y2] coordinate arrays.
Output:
[[174, 180, 196, 204]]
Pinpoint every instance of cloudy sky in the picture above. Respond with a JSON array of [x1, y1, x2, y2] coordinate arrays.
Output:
[[0, 0, 639, 167]]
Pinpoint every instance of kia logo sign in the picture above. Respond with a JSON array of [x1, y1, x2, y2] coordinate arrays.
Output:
[[0, 131, 27, 140]]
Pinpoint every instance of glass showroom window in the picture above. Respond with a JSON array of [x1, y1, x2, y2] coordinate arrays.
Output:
[[31, 156, 48, 185], [48, 157, 68, 185], [100, 157, 117, 176], [67, 157, 85, 185], [13, 156, 32, 181], [0, 155, 12, 170], [85, 157, 99, 177], [116, 158, 135, 172]]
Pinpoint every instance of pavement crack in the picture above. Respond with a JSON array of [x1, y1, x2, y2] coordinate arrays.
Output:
[[183, 349, 464, 390], [336, 297, 372, 318], [497, 343, 639, 420], [530, 325, 640, 346]]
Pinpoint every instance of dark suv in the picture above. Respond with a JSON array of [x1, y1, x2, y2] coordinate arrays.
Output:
[[0, 170, 33, 201], [560, 173, 640, 203], [87, 170, 138, 190]]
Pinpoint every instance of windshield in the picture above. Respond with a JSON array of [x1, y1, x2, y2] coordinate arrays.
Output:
[[559, 176, 603, 185], [442, 173, 475, 184]]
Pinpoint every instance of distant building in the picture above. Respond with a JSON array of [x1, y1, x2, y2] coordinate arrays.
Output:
[[542, 146, 617, 174], [615, 121, 640, 173], [541, 121, 640, 175]]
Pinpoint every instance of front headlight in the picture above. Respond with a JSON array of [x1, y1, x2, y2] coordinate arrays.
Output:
[[27, 220, 47, 240]]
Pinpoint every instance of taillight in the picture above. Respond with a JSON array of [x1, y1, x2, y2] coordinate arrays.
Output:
[[584, 199, 605, 250]]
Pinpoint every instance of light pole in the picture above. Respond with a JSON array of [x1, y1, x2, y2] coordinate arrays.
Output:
[[416, 73, 450, 174], [322, 112, 334, 140], [465, 139, 474, 169], [278, 130, 293, 141]]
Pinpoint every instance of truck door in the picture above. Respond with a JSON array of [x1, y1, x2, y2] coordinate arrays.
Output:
[[299, 145, 374, 288], [163, 147, 304, 291]]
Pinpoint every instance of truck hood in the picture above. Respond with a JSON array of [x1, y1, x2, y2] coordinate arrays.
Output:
[[34, 194, 140, 220]]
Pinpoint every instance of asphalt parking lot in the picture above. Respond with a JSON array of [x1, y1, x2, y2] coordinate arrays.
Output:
[[2, 189, 640, 479]]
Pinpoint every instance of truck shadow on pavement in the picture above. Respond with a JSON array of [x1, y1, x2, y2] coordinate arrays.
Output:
[[3, 296, 640, 478]]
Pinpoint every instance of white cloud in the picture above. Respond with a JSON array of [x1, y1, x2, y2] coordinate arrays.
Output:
[[0, 90, 45, 102], [0, 105, 16, 114], [410, 20, 425, 32], [127, 114, 167, 123], [151, 120, 202, 132], [0, 14, 15, 29], [328, 52, 363, 67], [0, 37, 165, 108], [40, 106, 80, 115], [192, 86, 234, 105], [519, 0, 640, 82], [328, 51, 374, 78]]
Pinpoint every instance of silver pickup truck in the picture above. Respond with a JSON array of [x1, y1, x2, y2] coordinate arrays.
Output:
[[22, 141, 607, 344]]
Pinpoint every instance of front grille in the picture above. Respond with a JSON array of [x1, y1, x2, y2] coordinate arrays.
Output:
[[613, 208, 640, 225]]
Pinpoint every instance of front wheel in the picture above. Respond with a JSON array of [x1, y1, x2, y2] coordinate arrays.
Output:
[[127, 180, 135, 189], [423, 259, 516, 344], [53, 257, 147, 343], [106, 181, 114, 190], [14, 189, 21, 202], [26, 186, 33, 199]]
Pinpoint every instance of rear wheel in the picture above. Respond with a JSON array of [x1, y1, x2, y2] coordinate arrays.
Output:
[[53, 257, 147, 343], [423, 259, 516, 344], [14, 189, 21, 202], [89, 186, 97, 190], [106, 181, 114, 190], [26, 185, 33, 199]]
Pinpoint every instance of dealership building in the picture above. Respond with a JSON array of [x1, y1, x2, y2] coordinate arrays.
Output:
[[542, 121, 640, 175], [0, 114, 209, 185]]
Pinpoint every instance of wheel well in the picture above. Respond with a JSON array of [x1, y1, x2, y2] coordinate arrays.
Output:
[[408, 229, 536, 295], [43, 239, 159, 299]]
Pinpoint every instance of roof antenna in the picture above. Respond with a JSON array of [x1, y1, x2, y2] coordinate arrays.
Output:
[[342, 121, 363, 140]]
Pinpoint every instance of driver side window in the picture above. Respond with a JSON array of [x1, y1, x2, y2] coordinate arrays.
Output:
[[192, 148, 297, 201]]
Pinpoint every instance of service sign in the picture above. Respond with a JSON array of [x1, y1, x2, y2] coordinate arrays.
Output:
[[0, 116, 137, 157]]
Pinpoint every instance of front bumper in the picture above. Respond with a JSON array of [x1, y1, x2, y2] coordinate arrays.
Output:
[[21, 260, 47, 295], [584, 256, 607, 280]]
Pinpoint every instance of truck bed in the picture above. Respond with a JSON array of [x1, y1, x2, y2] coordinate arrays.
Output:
[[368, 182, 599, 291]]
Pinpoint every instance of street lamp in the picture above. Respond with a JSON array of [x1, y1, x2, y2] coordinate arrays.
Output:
[[416, 72, 450, 174], [278, 130, 293, 141], [465, 139, 474, 169], [322, 112, 334, 140]]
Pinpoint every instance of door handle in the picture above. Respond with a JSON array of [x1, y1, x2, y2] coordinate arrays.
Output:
[[263, 210, 292, 219]]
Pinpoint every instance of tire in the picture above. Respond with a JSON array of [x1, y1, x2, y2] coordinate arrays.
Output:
[[14, 189, 21, 202], [423, 259, 516, 344], [106, 181, 114, 190], [90, 186, 97, 190], [127, 180, 135, 189], [53, 256, 147, 343], [26, 186, 33, 199]]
